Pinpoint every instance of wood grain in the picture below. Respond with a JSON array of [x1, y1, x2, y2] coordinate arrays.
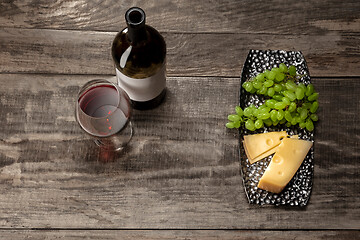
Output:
[[0, 74, 358, 229], [1, 0, 360, 235], [0, 0, 359, 35], [0, 230, 359, 240], [0, 28, 359, 77]]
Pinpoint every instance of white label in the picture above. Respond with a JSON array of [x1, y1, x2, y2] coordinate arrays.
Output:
[[116, 64, 166, 102]]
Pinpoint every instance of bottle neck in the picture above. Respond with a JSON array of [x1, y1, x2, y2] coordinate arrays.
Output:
[[125, 7, 147, 45], [127, 26, 147, 44]]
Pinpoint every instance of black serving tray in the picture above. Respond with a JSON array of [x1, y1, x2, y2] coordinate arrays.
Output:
[[239, 50, 314, 206]]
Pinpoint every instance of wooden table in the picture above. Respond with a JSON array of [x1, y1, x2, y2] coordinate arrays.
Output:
[[0, 0, 359, 239]]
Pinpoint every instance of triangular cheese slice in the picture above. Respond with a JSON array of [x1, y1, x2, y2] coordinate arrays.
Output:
[[249, 147, 278, 164], [257, 138, 313, 193], [243, 131, 288, 164], [245, 134, 299, 164]]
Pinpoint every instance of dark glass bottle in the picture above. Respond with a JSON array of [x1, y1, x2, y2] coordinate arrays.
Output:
[[111, 7, 166, 110]]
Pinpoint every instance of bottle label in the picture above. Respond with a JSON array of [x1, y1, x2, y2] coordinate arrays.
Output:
[[116, 63, 166, 102]]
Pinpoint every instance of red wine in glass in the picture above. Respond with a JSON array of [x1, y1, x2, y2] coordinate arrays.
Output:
[[75, 79, 132, 151]]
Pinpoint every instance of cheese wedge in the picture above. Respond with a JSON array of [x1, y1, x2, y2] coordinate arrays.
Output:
[[249, 147, 278, 163], [257, 138, 313, 193], [245, 134, 299, 163], [243, 131, 288, 164]]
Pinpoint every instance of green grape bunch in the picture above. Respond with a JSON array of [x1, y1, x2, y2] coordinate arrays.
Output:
[[226, 63, 319, 131]]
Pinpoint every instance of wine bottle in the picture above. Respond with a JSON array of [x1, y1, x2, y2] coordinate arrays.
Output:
[[111, 7, 166, 110]]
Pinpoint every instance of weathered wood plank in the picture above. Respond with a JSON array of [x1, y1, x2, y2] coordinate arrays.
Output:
[[0, 230, 359, 240], [0, 0, 359, 35], [0, 28, 359, 77], [0, 74, 359, 229]]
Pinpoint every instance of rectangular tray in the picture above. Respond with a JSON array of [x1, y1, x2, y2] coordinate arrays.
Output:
[[239, 49, 314, 206]]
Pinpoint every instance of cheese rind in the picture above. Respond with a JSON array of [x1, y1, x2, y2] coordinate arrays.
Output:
[[257, 138, 313, 193], [243, 131, 288, 164]]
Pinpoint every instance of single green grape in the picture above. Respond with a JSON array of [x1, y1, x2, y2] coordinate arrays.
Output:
[[268, 71, 276, 81], [275, 72, 285, 82], [271, 67, 280, 73], [289, 65, 296, 76], [228, 114, 240, 122], [256, 73, 265, 81], [235, 106, 243, 116], [226, 122, 235, 129], [255, 119, 264, 129], [272, 94, 283, 101], [243, 107, 253, 117], [288, 102, 297, 112], [305, 118, 314, 131], [295, 116, 301, 124], [286, 122, 292, 127], [282, 97, 290, 105], [300, 109, 308, 120], [248, 104, 256, 110], [295, 87, 305, 100], [306, 84, 314, 96], [264, 80, 274, 87], [243, 82, 253, 92], [302, 102, 312, 110], [284, 111, 292, 122], [259, 86, 268, 95], [310, 101, 319, 113], [264, 69, 271, 78], [234, 121, 241, 128], [274, 101, 287, 110], [277, 109, 284, 120], [266, 99, 277, 108], [274, 84, 282, 92], [258, 112, 271, 120], [267, 87, 275, 97], [285, 81, 297, 92], [263, 118, 273, 127], [258, 104, 267, 110], [291, 118, 297, 125], [260, 106, 271, 113], [299, 121, 306, 129], [252, 81, 262, 90], [283, 91, 296, 101], [253, 108, 260, 117], [308, 92, 319, 102], [270, 110, 278, 122], [279, 63, 288, 73], [245, 119, 256, 131], [298, 83, 307, 92], [310, 113, 319, 121]]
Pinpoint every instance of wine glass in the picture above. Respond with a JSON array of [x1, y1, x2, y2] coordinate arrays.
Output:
[[75, 79, 133, 153]]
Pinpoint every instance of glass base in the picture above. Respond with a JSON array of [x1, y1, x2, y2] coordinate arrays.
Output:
[[94, 121, 133, 152]]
